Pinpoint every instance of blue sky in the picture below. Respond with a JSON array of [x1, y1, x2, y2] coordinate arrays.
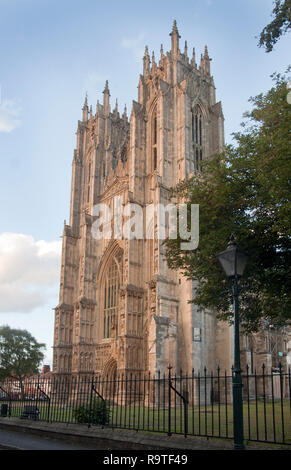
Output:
[[0, 0, 290, 366]]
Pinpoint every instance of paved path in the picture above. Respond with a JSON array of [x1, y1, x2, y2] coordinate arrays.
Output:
[[0, 428, 98, 450], [0, 418, 288, 451]]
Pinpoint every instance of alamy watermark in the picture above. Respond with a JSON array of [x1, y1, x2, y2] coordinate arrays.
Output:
[[91, 196, 199, 250]]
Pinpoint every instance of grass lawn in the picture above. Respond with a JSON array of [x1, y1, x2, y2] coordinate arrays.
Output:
[[108, 400, 290, 444], [2, 399, 290, 444]]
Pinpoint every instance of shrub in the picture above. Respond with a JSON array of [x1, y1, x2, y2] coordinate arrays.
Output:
[[73, 398, 110, 425]]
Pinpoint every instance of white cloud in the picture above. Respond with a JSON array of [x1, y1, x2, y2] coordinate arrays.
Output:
[[0, 97, 22, 133], [0, 233, 62, 313], [121, 33, 145, 60]]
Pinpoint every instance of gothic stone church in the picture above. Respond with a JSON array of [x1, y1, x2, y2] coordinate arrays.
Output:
[[53, 22, 289, 378]]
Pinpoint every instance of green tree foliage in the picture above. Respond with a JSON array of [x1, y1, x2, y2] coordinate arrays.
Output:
[[163, 71, 291, 332], [0, 325, 45, 383], [259, 0, 291, 52]]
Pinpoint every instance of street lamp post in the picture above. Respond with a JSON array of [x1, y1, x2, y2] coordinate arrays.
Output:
[[217, 235, 248, 450]]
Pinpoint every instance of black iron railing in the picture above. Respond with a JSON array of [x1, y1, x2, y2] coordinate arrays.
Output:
[[0, 365, 290, 446]]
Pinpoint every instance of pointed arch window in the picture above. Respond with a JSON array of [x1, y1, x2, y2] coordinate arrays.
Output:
[[87, 162, 92, 203], [192, 105, 203, 171], [152, 107, 157, 171], [102, 251, 123, 339]]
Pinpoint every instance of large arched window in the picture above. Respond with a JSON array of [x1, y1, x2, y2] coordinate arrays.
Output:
[[102, 251, 123, 339], [192, 105, 203, 171]]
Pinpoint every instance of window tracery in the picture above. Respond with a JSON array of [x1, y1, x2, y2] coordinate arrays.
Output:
[[102, 251, 123, 339], [192, 105, 203, 171]]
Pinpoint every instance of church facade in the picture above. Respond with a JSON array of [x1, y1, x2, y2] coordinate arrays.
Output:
[[52, 22, 290, 378]]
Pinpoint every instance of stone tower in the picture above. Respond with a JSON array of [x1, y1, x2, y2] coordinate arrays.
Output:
[[53, 22, 232, 378]]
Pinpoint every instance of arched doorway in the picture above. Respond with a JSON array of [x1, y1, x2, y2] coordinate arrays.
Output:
[[103, 358, 117, 399]]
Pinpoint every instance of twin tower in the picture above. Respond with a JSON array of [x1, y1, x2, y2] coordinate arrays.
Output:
[[53, 22, 228, 378]]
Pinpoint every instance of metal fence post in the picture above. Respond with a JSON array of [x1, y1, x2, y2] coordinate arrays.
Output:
[[232, 277, 245, 450], [168, 366, 172, 436], [279, 363, 285, 443], [88, 374, 94, 428]]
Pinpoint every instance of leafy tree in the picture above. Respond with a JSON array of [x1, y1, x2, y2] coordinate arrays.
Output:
[[0, 325, 45, 396], [258, 0, 291, 52], [163, 70, 291, 333]]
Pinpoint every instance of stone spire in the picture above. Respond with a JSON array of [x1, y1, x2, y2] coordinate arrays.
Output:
[[103, 80, 110, 96], [170, 20, 181, 56], [122, 104, 127, 121], [103, 80, 110, 115], [82, 92, 88, 121], [201, 45, 211, 75], [184, 40, 188, 58], [143, 45, 150, 76], [159, 44, 164, 67], [191, 47, 196, 68], [199, 53, 203, 71], [96, 99, 101, 115], [151, 51, 157, 73]]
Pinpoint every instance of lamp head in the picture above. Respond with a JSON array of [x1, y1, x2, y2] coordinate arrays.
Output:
[[217, 234, 248, 279]]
